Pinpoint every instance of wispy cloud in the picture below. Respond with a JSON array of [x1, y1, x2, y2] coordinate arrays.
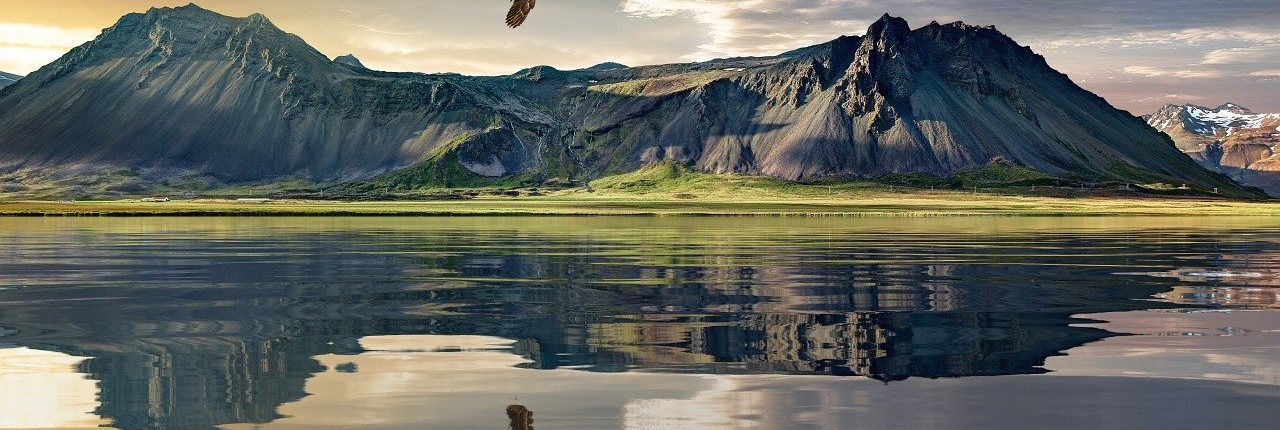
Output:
[[621, 0, 869, 60], [1122, 66, 1224, 79], [1044, 28, 1280, 49], [0, 22, 98, 73], [1202, 45, 1280, 65], [334, 8, 423, 36], [1121, 43, 1280, 80], [0, 22, 98, 49], [1130, 93, 1204, 103]]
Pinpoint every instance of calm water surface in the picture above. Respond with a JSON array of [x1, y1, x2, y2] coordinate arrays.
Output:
[[0, 217, 1278, 429]]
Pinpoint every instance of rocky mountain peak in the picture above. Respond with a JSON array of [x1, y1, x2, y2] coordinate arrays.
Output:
[[511, 65, 567, 82], [1215, 103, 1252, 115], [584, 62, 628, 72], [26, 2, 333, 93], [101, 4, 305, 56], [246, 12, 272, 24], [866, 14, 912, 43], [144, 3, 215, 16], [333, 54, 366, 69], [1149, 103, 1278, 137]]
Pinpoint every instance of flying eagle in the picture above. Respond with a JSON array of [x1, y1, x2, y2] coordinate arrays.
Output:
[[506, 0, 536, 28]]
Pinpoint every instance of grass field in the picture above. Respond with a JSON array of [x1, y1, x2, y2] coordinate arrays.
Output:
[[3, 191, 1278, 217], [3, 164, 1277, 216]]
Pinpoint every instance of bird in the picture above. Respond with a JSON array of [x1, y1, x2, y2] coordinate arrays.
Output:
[[506, 0, 537, 28], [506, 405, 534, 430]]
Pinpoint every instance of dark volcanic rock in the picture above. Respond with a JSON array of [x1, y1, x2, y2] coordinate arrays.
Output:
[[582, 62, 628, 72], [333, 54, 366, 69], [0, 6, 1252, 196], [0, 4, 541, 183], [0, 71, 19, 89]]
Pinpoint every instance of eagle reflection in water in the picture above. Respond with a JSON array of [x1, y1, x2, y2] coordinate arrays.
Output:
[[508, 404, 534, 430]]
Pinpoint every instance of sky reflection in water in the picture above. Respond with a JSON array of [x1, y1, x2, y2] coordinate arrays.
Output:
[[0, 217, 1277, 429]]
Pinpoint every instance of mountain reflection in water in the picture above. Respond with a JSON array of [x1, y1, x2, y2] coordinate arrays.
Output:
[[0, 217, 1277, 429]]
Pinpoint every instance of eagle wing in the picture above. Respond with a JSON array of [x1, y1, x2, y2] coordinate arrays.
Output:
[[506, 0, 537, 28]]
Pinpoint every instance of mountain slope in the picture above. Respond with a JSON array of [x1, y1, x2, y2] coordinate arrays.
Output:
[[0, 5, 1256, 197], [1146, 103, 1280, 195], [0, 4, 545, 185], [0, 71, 19, 89]]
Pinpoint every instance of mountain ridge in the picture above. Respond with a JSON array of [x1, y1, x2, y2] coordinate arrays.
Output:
[[0, 71, 19, 89], [1146, 103, 1280, 195], [0, 4, 1258, 198], [332, 54, 366, 69]]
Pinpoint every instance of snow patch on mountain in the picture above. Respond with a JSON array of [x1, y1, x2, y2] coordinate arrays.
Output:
[[1146, 103, 1280, 196], [1149, 103, 1280, 137]]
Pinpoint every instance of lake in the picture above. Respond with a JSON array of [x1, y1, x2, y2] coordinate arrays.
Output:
[[0, 217, 1277, 429]]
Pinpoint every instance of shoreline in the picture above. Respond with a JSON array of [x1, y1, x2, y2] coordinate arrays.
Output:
[[4, 195, 1279, 217]]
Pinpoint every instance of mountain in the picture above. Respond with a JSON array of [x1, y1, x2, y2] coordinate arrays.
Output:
[[583, 62, 628, 72], [0, 4, 1255, 197], [332, 54, 366, 69], [0, 71, 19, 89], [1146, 103, 1280, 195]]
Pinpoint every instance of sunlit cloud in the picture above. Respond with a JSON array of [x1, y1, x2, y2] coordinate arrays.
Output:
[[621, 0, 869, 60], [1130, 93, 1204, 103], [1202, 45, 1280, 65], [0, 23, 98, 49], [0, 23, 98, 74], [1122, 66, 1224, 79], [1044, 28, 1280, 49], [1118, 42, 1280, 82], [334, 7, 423, 36]]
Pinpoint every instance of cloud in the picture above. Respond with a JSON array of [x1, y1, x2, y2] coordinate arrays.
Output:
[[1119, 43, 1280, 81], [1121, 66, 1224, 79], [1252, 70, 1280, 78], [0, 22, 98, 49], [0, 22, 98, 74], [1202, 45, 1280, 65], [335, 8, 423, 36], [1130, 93, 1204, 103], [1044, 28, 1280, 49], [621, 0, 870, 60]]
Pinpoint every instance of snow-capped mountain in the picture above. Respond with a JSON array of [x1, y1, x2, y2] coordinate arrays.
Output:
[[0, 71, 20, 89], [1146, 103, 1280, 196], [1146, 103, 1280, 138]]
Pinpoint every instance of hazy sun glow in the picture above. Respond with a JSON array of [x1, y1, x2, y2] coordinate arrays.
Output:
[[0, 347, 107, 429]]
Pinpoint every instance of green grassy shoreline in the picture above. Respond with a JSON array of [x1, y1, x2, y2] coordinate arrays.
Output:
[[4, 192, 1279, 217], [5, 165, 1277, 217]]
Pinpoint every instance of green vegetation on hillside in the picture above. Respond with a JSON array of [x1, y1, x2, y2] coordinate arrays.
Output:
[[327, 132, 542, 195], [587, 71, 736, 97], [585, 161, 1223, 200], [6, 161, 1277, 217]]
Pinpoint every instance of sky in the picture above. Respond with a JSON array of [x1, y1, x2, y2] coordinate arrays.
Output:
[[0, 0, 1276, 113]]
